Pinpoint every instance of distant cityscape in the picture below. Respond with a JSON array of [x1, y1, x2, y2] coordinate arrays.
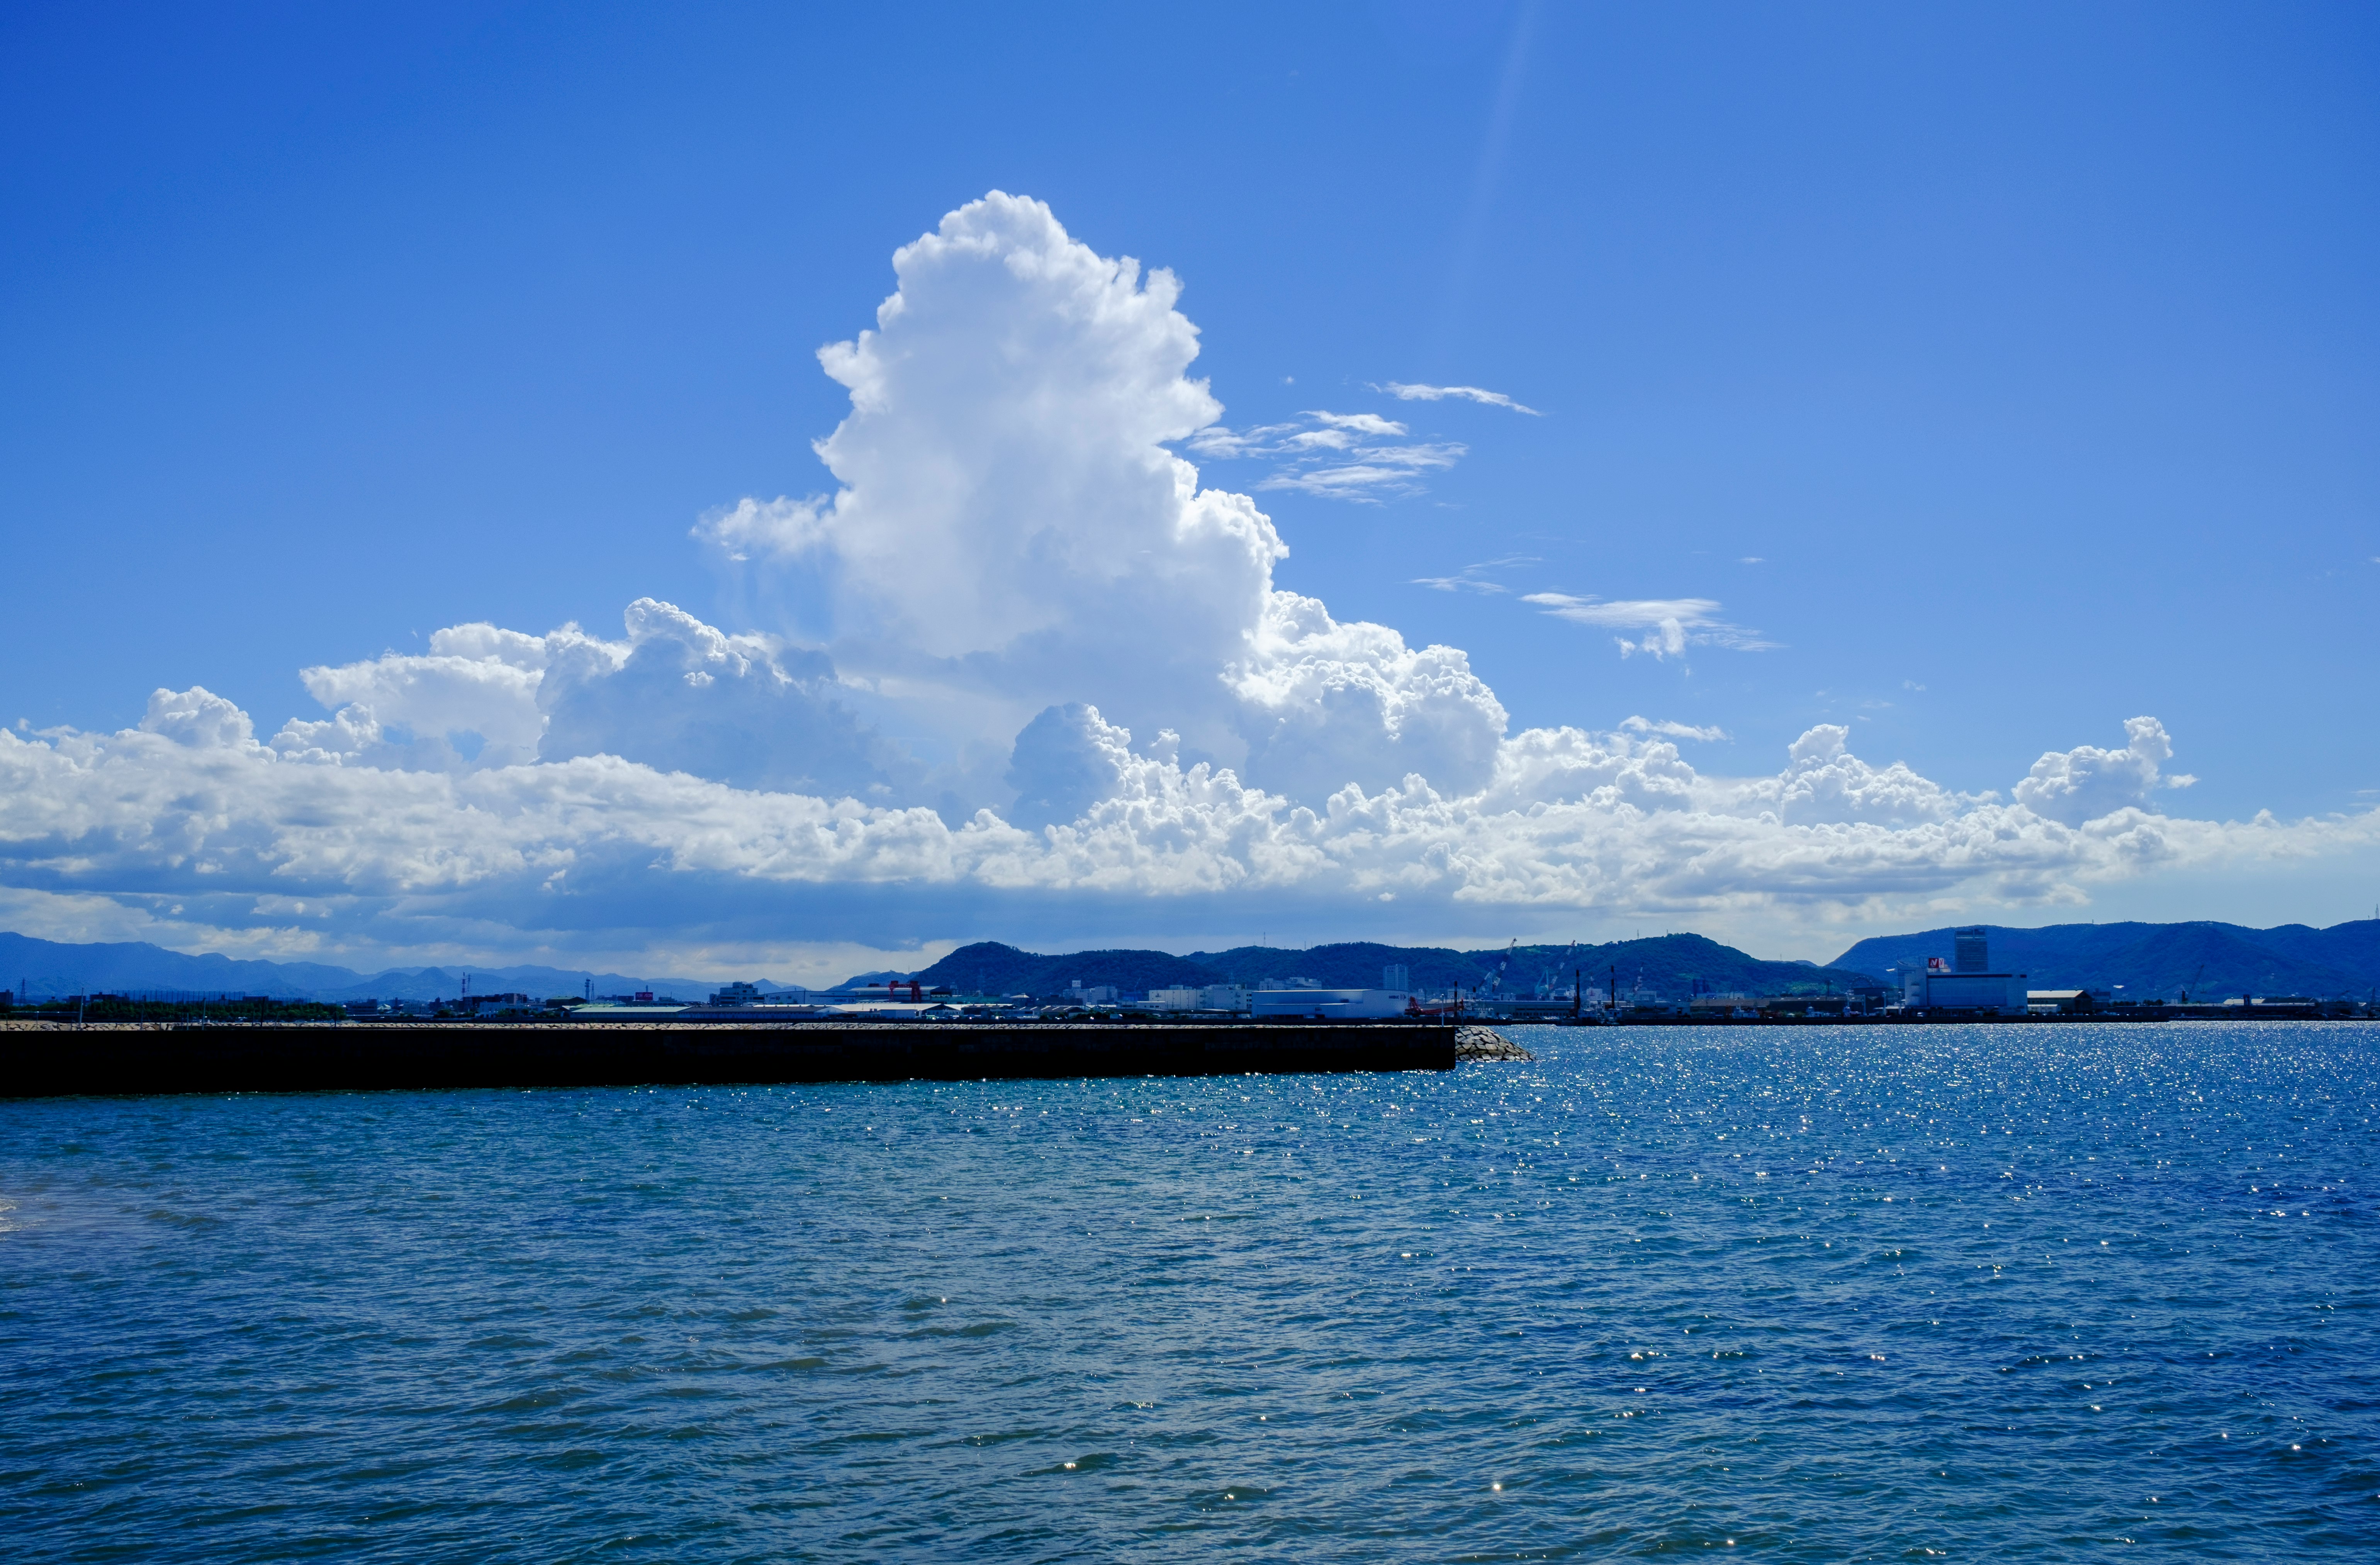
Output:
[[7, 918, 2375, 1024]]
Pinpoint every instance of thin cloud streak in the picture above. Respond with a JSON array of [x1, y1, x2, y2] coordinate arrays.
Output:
[[1412, 554, 1540, 593], [1623, 716, 1730, 742], [1192, 409, 1465, 500], [1378, 381, 1541, 415], [1523, 592, 1778, 660]]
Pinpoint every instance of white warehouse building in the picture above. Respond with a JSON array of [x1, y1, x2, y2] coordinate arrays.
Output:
[[1145, 985, 1249, 1012], [1248, 987, 1415, 1020]]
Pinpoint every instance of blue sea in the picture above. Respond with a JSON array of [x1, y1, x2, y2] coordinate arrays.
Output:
[[2, 1022, 2375, 1560]]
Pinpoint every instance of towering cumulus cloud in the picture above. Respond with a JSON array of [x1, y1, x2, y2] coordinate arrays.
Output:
[[699, 192, 1502, 803], [0, 193, 2369, 970]]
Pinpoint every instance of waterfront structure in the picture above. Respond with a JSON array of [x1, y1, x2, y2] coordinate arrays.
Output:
[[1901, 930, 2027, 1014], [458, 991, 539, 1016], [840, 981, 930, 1003], [1146, 984, 1249, 1012], [1248, 987, 1414, 1020]]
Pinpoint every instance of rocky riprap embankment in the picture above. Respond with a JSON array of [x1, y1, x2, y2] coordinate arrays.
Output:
[[1454, 1026, 1533, 1062]]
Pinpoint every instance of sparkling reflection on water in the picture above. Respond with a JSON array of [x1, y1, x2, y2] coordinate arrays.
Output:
[[2, 1021, 2375, 1560]]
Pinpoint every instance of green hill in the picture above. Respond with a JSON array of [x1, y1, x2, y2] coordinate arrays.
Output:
[[912, 943, 1222, 997], [912, 933, 1881, 1000], [1830, 919, 2380, 999]]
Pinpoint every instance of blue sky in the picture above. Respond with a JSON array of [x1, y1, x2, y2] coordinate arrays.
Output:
[[2, 2, 2376, 978]]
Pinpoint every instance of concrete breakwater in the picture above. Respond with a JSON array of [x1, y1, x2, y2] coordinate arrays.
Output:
[[0, 1021, 1457, 1099]]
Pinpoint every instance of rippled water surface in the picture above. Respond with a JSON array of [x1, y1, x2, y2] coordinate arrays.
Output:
[[3, 1021, 2377, 1560]]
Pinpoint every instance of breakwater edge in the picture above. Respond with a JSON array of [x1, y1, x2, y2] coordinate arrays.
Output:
[[0, 1020, 1457, 1098]]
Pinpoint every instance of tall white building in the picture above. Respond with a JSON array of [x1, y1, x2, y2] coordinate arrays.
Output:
[[1954, 926, 1991, 973]]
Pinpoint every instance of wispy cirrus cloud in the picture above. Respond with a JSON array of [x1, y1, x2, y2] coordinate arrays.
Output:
[[1521, 593, 1777, 660], [1376, 381, 1540, 415], [1622, 716, 1729, 742], [1187, 409, 1464, 500], [1412, 554, 1540, 594], [1300, 411, 1406, 439]]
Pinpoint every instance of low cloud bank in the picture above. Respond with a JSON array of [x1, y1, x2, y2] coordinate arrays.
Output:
[[3, 675, 2365, 967]]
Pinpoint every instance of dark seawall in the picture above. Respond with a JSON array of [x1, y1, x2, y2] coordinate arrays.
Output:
[[0, 1021, 1457, 1099]]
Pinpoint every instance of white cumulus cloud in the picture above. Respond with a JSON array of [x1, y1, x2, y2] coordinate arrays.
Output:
[[1, 192, 2371, 972], [7, 698, 2362, 940], [2013, 716, 2175, 827], [3, 686, 2372, 970], [689, 192, 1502, 808]]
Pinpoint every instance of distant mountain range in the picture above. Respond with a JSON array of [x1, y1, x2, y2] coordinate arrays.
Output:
[[1829, 920, 2380, 1000], [10, 918, 2375, 1006], [0, 930, 1880, 1005], [914, 935, 1880, 1001], [0, 932, 758, 1005]]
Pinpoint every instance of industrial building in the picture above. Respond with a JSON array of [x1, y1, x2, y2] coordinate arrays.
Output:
[[1248, 987, 1416, 1020], [1899, 926, 2029, 1015], [1146, 984, 1250, 1012]]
